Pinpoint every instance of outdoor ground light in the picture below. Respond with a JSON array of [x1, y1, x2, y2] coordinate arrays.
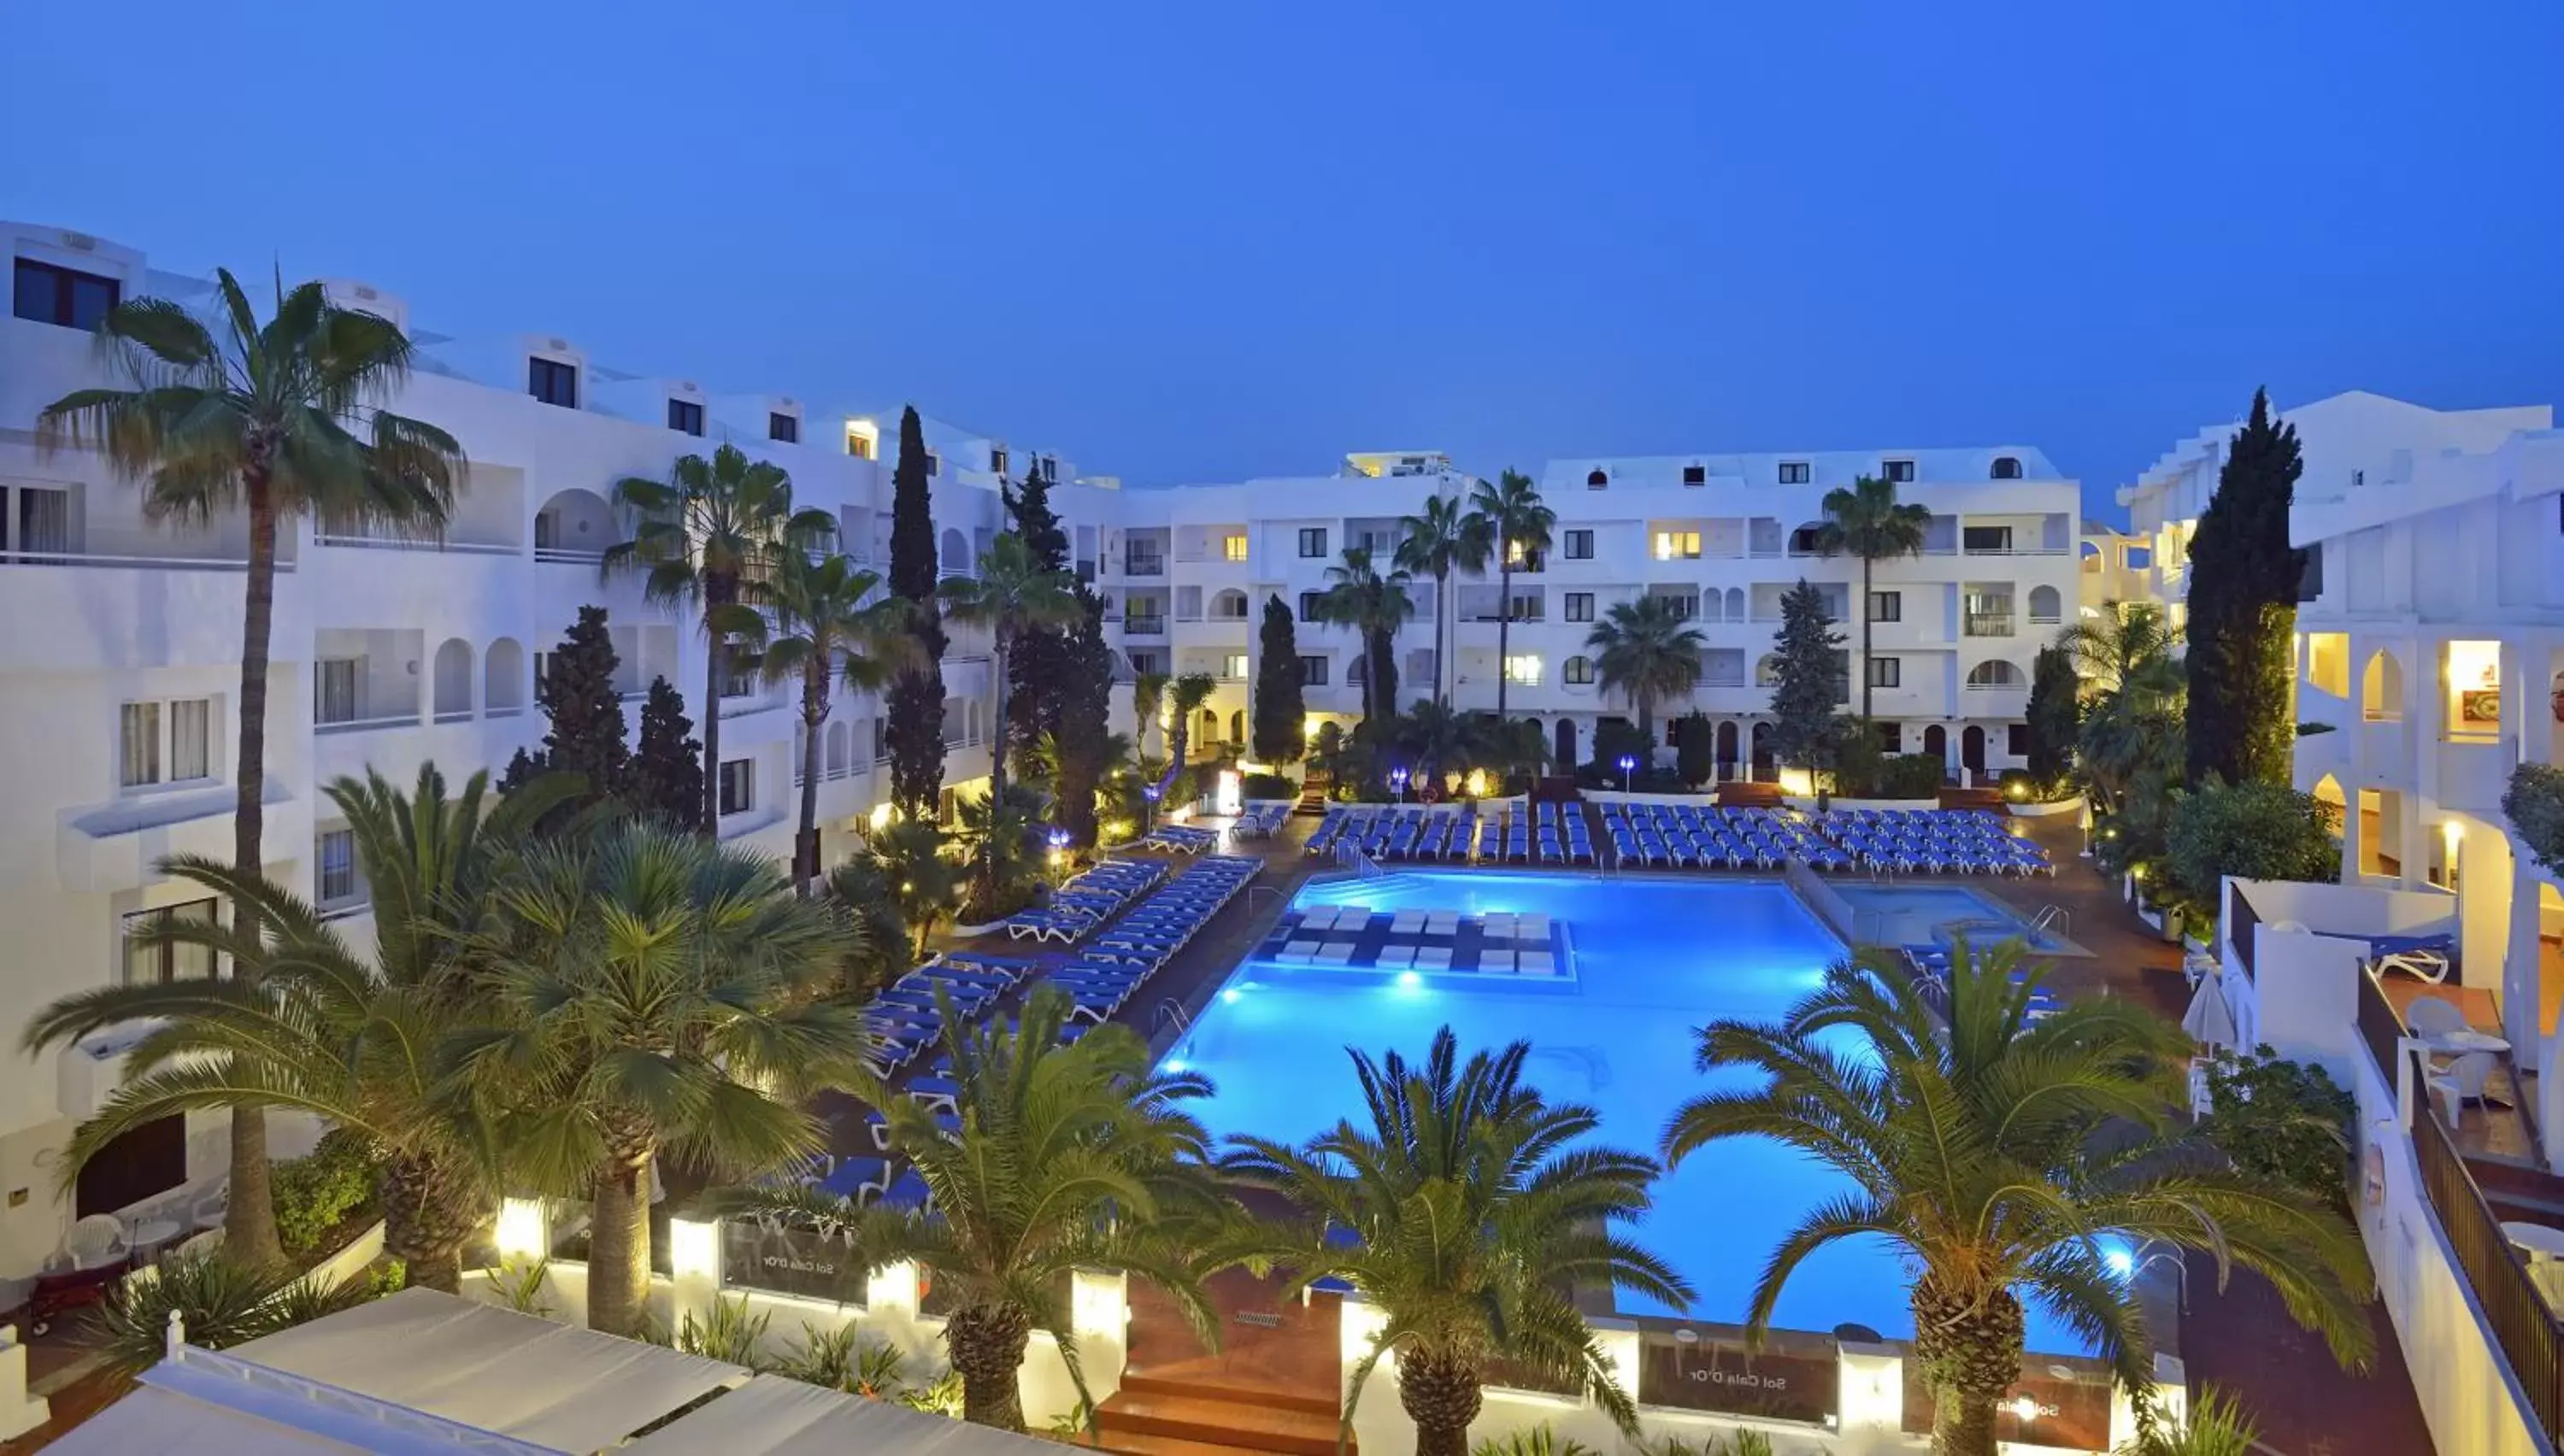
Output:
[[1618, 754, 1638, 791]]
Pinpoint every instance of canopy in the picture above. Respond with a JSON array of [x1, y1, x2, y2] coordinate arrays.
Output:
[[625, 1373, 1058, 1456], [227, 1288, 742, 1453], [2180, 976, 2239, 1050], [43, 1383, 375, 1455]]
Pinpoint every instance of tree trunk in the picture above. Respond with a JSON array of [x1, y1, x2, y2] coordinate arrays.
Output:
[[702, 575, 732, 837], [225, 473, 284, 1271], [379, 1150, 482, 1295], [1860, 553, 1875, 718], [980, 637, 1011, 899], [797, 669, 827, 889], [1911, 1277, 2024, 1456], [1495, 558, 1513, 719], [946, 1301, 1033, 1430], [1396, 1348, 1482, 1456], [1434, 567, 1450, 707], [588, 1148, 654, 1336]]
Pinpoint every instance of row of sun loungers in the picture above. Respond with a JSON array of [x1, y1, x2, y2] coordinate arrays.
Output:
[[997, 859, 1169, 942], [1597, 803, 1854, 870], [1229, 802, 1291, 839], [1026, 854, 1263, 1024], [1825, 808, 2052, 876], [1139, 823, 1224, 854]]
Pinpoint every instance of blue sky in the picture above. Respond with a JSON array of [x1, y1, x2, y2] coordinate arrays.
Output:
[[7, 1, 2559, 520]]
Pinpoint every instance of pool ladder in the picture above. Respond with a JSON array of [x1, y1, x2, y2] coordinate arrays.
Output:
[[1154, 999, 1194, 1036], [2029, 904, 2071, 939]]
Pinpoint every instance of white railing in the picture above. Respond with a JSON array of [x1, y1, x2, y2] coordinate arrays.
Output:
[[315, 533, 520, 556], [2, 548, 299, 572], [315, 713, 420, 736], [532, 547, 604, 566], [431, 708, 473, 725]]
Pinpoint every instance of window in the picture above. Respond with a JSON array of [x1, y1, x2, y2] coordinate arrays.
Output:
[[1222, 532, 1249, 563], [1298, 527, 1327, 559], [667, 399, 704, 436], [1507, 591, 1544, 622], [1504, 655, 1544, 686], [1965, 660, 2023, 688], [718, 759, 755, 816], [846, 429, 874, 460], [122, 900, 217, 985], [1963, 525, 2014, 554], [1778, 461, 1810, 485], [1586, 469, 1609, 490], [925, 451, 940, 477], [528, 356, 578, 408], [1564, 655, 1595, 685], [1298, 590, 1325, 622], [1868, 590, 1902, 623], [119, 698, 212, 789], [1299, 655, 1329, 686], [1867, 656, 1902, 688], [990, 447, 1010, 477], [1222, 652, 1248, 679], [1884, 459, 1915, 483], [1653, 530, 1701, 561], [1037, 455, 1058, 483], [1563, 528, 1594, 560], [315, 659, 361, 725], [724, 664, 755, 697], [13, 258, 120, 330], [1991, 455, 2021, 479], [1876, 721, 1902, 753], [1789, 525, 1825, 554], [316, 829, 361, 907], [1564, 592, 1596, 624], [1126, 649, 1161, 677], [1681, 464, 1707, 486], [9, 484, 73, 555], [2007, 723, 2031, 756], [1505, 539, 1545, 572], [768, 412, 798, 443], [532, 651, 553, 697]]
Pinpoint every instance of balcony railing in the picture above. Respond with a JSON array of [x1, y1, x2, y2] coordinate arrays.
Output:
[[1123, 556, 1166, 578], [1964, 614, 2016, 637], [315, 712, 420, 736], [1123, 616, 1167, 636]]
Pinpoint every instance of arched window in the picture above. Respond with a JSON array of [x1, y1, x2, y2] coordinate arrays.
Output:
[[1199, 708, 1219, 746], [1755, 654, 1784, 687], [484, 637, 525, 715], [1965, 660, 2023, 688], [939, 527, 971, 575], [1723, 587, 1745, 622], [1210, 589, 1250, 620], [432, 638, 473, 721], [1991, 455, 2022, 479], [2026, 585, 2061, 625], [1586, 468, 1608, 490], [2362, 650, 2403, 721], [1789, 521, 1825, 554], [1564, 655, 1595, 685], [533, 489, 614, 560], [826, 721, 851, 777], [1229, 709, 1244, 743]]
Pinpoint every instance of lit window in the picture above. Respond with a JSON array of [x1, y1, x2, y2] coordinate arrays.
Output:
[[1223, 533, 1249, 562], [121, 900, 217, 985], [119, 697, 213, 790], [1503, 655, 1544, 687], [1652, 531, 1701, 561], [1564, 655, 1595, 685], [845, 426, 876, 460], [1223, 653, 1248, 679]]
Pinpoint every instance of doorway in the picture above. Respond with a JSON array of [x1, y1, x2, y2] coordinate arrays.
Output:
[[1554, 719, 1578, 770]]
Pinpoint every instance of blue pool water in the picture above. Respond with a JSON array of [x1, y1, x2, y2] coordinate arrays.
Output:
[[1170, 870, 2091, 1352], [1833, 883, 2071, 953]]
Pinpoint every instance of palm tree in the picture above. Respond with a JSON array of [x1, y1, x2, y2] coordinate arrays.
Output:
[[821, 855, 910, 1000], [1132, 671, 1170, 758], [1397, 701, 1483, 790], [867, 819, 962, 960], [1814, 474, 1932, 717], [1395, 495, 1491, 707], [456, 824, 868, 1334], [938, 534, 1083, 888], [606, 443, 834, 835], [743, 550, 913, 884], [1661, 942, 2373, 1456], [24, 766, 571, 1290], [2061, 604, 2185, 813], [1164, 672, 1220, 789], [1312, 545, 1414, 725], [1226, 1029, 1691, 1456], [36, 272, 468, 1267], [1466, 470, 1555, 719], [1585, 596, 1708, 744], [711, 988, 1225, 1430]]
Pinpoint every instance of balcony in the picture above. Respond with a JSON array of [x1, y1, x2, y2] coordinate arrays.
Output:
[[2361, 718, 2409, 778], [2438, 735, 2516, 814], [1122, 555, 1167, 578], [1963, 613, 2015, 639], [315, 710, 422, 737], [1123, 616, 1167, 637]]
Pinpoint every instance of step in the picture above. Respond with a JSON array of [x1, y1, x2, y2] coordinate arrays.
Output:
[[1097, 1388, 1349, 1456], [1119, 1370, 1339, 1419], [1091, 1429, 1329, 1456]]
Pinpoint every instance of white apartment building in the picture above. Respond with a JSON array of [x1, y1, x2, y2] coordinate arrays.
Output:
[[0, 220, 1133, 1280], [2122, 390, 2564, 1064]]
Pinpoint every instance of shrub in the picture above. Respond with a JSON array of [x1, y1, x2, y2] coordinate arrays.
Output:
[[1673, 713, 1714, 787], [2505, 763, 2564, 876], [2165, 778, 2340, 918], [1242, 772, 1296, 802], [1472, 1427, 1600, 1456], [90, 1251, 374, 1372], [272, 1129, 377, 1258], [1877, 753, 1948, 800], [1997, 767, 2076, 803], [2196, 1047, 2355, 1211]]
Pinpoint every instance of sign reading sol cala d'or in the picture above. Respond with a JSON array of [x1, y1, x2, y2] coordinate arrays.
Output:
[[721, 1219, 868, 1306], [1633, 1320, 1838, 1426]]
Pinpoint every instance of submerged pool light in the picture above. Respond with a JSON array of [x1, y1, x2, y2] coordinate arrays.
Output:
[[1396, 969, 1423, 991]]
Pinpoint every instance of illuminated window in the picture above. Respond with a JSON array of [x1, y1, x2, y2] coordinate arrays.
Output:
[[1222, 653, 1248, 679], [1652, 531, 1701, 561], [1504, 655, 1544, 686], [845, 425, 876, 460], [2445, 640, 2502, 739], [1564, 655, 1595, 685], [1222, 533, 1249, 562], [2305, 632, 2349, 697]]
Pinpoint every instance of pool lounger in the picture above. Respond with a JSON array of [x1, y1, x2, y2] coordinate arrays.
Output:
[[1374, 944, 1416, 969], [1424, 912, 1460, 935], [819, 1156, 891, 1201], [1391, 909, 1427, 934], [1518, 951, 1558, 977], [1315, 942, 1358, 964], [1414, 945, 1453, 970], [1279, 939, 1324, 962], [1479, 949, 1517, 973], [1516, 914, 1551, 941]]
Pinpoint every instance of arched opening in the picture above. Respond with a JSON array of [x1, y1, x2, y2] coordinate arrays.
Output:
[[532, 488, 615, 560], [1210, 589, 1250, 620], [1750, 721, 1776, 780], [826, 720, 851, 778], [431, 637, 473, 722], [2026, 584, 2061, 625], [2362, 649, 2403, 721], [485, 637, 526, 716], [1198, 707, 1220, 750], [939, 527, 972, 575], [1991, 456, 2022, 479], [1229, 709, 1244, 743], [1965, 660, 2023, 689], [1789, 520, 1825, 555], [1923, 724, 1948, 762], [1723, 587, 1745, 622], [1715, 719, 1738, 775], [1564, 655, 1595, 686], [2311, 773, 2346, 839], [1961, 725, 1987, 775], [1555, 718, 1578, 768], [1755, 654, 1785, 687], [1586, 468, 1608, 490]]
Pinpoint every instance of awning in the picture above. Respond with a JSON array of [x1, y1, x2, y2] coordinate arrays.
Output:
[[42, 1383, 373, 1454], [623, 1374, 1059, 1456]]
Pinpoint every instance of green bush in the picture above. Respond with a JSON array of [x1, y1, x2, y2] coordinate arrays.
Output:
[[2197, 1047, 2355, 1212], [1877, 753, 1948, 800], [1242, 772, 1296, 801], [1472, 1426, 1600, 1456], [2505, 763, 2564, 876], [2165, 778, 2340, 918], [1997, 766, 2076, 803], [273, 1129, 378, 1258]]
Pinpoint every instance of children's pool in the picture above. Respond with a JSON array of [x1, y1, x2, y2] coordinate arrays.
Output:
[[1832, 883, 2077, 954], [1167, 870, 2093, 1350]]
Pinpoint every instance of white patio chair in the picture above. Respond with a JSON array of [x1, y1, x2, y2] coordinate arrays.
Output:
[[66, 1214, 128, 1271]]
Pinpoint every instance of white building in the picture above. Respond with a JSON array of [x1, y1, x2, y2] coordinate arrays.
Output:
[[0, 217, 2087, 1281]]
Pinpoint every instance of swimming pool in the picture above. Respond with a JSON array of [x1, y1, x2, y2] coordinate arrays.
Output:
[[1169, 870, 2091, 1352], [1832, 883, 2077, 954]]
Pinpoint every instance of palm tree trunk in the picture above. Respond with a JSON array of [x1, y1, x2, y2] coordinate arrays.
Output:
[[1396, 1350, 1483, 1456], [1495, 558, 1513, 719], [588, 1148, 653, 1336], [1860, 553, 1875, 719], [379, 1151, 479, 1295], [981, 637, 1011, 897], [1434, 567, 1450, 707], [225, 474, 284, 1271], [702, 638, 726, 837], [797, 666, 828, 889], [946, 1302, 1033, 1430], [1912, 1277, 2023, 1456]]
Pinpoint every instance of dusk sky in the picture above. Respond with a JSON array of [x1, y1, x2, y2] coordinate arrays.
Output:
[[7, 1, 2558, 520]]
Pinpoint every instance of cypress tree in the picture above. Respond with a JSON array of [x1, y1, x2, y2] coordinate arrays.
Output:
[[1251, 594, 1306, 764], [538, 606, 630, 803], [1051, 592, 1115, 847], [2185, 388, 2305, 788], [885, 406, 949, 818], [1674, 712, 1714, 788], [2025, 643, 2079, 784], [628, 675, 705, 826], [1767, 580, 1846, 779], [1004, 465, 1073, 766]]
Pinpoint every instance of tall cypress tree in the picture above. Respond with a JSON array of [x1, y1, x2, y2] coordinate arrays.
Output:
[[1004, 463, 1073, 766], [628, 674, 705, 826], [1767, 580, 1846, 779], [2185, 388, 2305, 787], [2024, 643, 2079, 784], [885, 406, 949, 818], [1052, 591, 1115, 847], [1251, 594, 1306, 763], [534, 605, 631, 802]]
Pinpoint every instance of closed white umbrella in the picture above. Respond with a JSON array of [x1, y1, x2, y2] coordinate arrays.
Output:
[[2181, 976, 2238, 1050]]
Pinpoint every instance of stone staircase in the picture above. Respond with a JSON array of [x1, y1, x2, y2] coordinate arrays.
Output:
[[1094, 1372, 1350, 1456]]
